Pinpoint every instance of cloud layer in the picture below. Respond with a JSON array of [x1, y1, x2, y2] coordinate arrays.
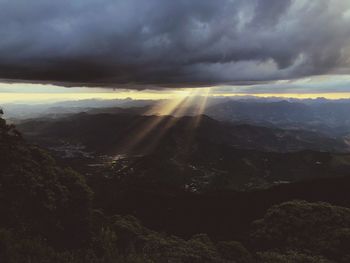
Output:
[[1, 0, 350, 88]]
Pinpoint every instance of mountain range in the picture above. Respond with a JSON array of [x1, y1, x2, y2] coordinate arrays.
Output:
[[16, 112, 350, 191]]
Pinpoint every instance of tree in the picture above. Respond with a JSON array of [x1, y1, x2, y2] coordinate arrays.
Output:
[[0, 117, 93, 248], [251, 200, 350, 262]]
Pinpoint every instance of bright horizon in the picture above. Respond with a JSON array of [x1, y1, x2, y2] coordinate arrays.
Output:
[[3, 91, 350, 105], [2, 82, 350, 104]]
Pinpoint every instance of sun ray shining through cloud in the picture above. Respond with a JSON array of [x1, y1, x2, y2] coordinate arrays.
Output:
[[191, 88, 211, 129], [118, 94, 192, 154], [182, 88, 212, 153], [117, 88, 212, 154]]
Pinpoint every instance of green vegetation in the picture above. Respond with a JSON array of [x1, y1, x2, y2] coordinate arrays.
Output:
[[0, 113, 92, 248], [252, 200, 350, 263], [1, 115, 350, 262]]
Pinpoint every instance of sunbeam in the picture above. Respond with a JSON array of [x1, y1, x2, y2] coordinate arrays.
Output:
[[192, 88, 211, 129], [118, 95, 190, 153], [115, 88, 212, 155]]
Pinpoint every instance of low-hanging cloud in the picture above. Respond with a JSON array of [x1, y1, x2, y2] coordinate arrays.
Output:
[[1, 0, 350, 89]]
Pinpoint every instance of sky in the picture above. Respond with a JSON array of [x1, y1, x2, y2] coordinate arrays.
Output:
[[1, 0, 350, 103]]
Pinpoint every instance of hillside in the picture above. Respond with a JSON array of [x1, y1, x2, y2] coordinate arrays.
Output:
[[205, 100, 350, 137], [16, 113, 350, 191], [2, 115, 350, 262], [17, 113, 349, 153]]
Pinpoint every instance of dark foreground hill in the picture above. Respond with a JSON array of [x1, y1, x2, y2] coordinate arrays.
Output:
[[2, 114, 350, 262]]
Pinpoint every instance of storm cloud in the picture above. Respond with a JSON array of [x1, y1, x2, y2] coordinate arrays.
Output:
[[0, 0, 350, 88]]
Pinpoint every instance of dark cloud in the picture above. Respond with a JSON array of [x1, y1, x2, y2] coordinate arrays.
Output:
[[0, 0, 350, 89]]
